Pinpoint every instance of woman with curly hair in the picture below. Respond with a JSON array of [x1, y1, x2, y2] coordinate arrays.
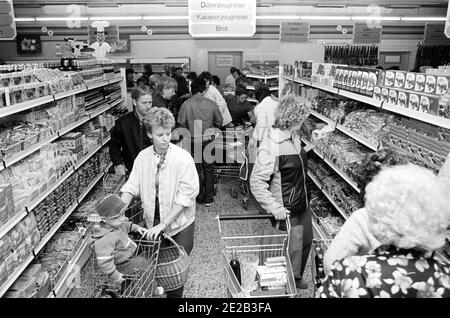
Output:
[[250, 93, 312, 289], [318, 164, 450, 298], [323, 147, 407, 273], [120, 107, 199, 298]]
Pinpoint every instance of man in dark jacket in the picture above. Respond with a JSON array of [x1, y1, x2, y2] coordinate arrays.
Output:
[[109, 90, 153, 175], [225, 87, 254, 126]]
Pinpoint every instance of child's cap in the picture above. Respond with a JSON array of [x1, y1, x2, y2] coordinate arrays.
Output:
[[95, 194, 127, 219]]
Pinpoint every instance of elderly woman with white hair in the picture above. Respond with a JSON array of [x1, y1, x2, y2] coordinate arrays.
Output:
[[317, 164, 450, 298], [250, 93, 312, 289]]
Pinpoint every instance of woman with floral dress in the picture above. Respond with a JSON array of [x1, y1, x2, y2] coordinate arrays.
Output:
[[317, 164, 450, 298]]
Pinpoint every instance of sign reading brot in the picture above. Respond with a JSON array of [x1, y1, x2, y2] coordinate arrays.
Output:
[[188, 0, 256, 37]]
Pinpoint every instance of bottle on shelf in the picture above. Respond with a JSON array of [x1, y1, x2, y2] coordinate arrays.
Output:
[[230, 250, 241, 284]]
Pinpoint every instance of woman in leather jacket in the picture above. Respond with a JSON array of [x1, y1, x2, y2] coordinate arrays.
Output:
[[250, 93, 312, 289]]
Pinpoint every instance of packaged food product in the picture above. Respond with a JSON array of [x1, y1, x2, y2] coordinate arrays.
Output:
[[1, 74, 12, 87], [394, 71, 406, 88], [384, 71, 395, 87], [12, 73, 23, 86], [425, 75, 437, 94], [377, 70, 385, 86], [405, 73, 416, 90], [414, 74, 426, 92], [342, 68, 350, 89], [366, 70, 379, 96], [420, 94, 440, 115], [350, 70, 358, 92], [436, 76, 450, 95], [389, 89, 398, 105], [24, 84, 37, 101], [373, 86, 382, 101], [381, 88, 390, 103], [397, 91, 408, 108], [359, 71, 369, 94], [408, 93, 420, 111]]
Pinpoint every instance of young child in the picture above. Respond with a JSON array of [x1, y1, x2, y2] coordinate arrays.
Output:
[[88, 194, 147, 284]]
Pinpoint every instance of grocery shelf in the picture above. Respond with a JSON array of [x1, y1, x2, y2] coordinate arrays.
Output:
[[307, 171, 349, 220], [110, 97, 124, 108], [73, 137, 111, 171], [77, 162, 112, 201], [322, 158, 360, 193], [335, 124, 379, 151], [27, 137, 111, 212], [0, 162, 111, 298], [310, 110, 336, 127], [281, 75, 294, 82], [293, 77, 312, 86], [382, 102, 450, 130], [0, 254, 35, 297], [338, 90, 383, 108], [0, 95, 54, 119], [53, 87, 86, 101], [108, 77, 124, 85], [311, 83, 339, 95], [86, 80, 110, 91], [312, 220, 329, 243], [88, 104, 110, 120], [246, 74, 278, 80], [2, 133, 60, 171], [0, 210, 27, 242], [307, 171, 323, 190]]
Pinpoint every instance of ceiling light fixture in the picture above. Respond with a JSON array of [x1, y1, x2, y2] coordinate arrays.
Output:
[[15, 18, 36, 22], [256, 15, 301, 20], [301, 16, 351, 20], [90, 16, 142, 21], [401, 17, 446, 21], [351, 16, 401, 21], [142, 16, 188, 20], [35, 17, 89, 21]]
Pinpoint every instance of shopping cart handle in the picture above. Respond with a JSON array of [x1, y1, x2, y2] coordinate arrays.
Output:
[[218, 214, 275, 221]]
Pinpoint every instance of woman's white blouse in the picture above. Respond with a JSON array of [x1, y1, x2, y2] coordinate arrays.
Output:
[[121, 144, 200, 236]]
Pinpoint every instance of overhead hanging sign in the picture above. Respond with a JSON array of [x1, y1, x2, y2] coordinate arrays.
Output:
[[446, 0, 450, 38], [280, 21, 310, 42], [424, 23, 450, 45], [188, 0, 256, 37], [353, 23, 381, 44], [0, 0, 17, 41]]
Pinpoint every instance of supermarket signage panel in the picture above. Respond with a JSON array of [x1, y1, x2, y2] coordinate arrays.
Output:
[[353, 23, 381, 44], [446, 0, 450, 38], [280, 22, 310, 43], [0, 0, 16, 41], [188, 0, 256, 37]]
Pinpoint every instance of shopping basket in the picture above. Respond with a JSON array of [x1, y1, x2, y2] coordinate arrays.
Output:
[[311, 239, 333, 296], [155, 234, 190, 292], [217, 214, 297, 298], [71, 238, 161, 298]]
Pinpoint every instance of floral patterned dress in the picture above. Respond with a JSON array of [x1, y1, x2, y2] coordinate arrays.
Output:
[[317, 245, 450, 298]]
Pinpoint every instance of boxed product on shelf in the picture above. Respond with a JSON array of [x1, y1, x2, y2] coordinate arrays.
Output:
[[397, 91, 408, 108], [408, 93, 420, 111], [405, 72, 416, 90], [381, 87, 389, 103], [0, 183, 15, 224], [389, 89, 398, 105], [419, 94, 440, 115], [58, 132, 83, 150], [425, 75, 437, 95], [384, 70, 395, 87], [366, 69, 380, 97], [436, 76, 450, 95], [394, 71, 406, 88], [415, 73, 426, 92]]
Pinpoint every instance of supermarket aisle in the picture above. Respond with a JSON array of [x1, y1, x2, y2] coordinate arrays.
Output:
[[183, 181, 314, 298]]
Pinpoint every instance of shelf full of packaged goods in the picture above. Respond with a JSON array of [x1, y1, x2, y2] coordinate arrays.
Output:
[[0, 95, 54, 119], [382, 102, 450, 130], [301, 137, 325, 160], [311, 83, 339, 95], [307, 172, 349, 220], [293, 77, 312, 86], [0, 210, 28, 243], [322, 158, 360, 193], [310, 110, 336, 127], [0, 162, 112, 298], [335, 124, 379, 151], [53, 86, 87, 101], [86, 80, 110, 91], [246, 74, 278, 80], [108, 77, 123, 85], [338, 90, 383, 108], [307, 171, 323, 190], [0, 95, 121, 172], [26, 136, 111, 213], [312, 219, 329, 243], [52, 163, 112, 298]]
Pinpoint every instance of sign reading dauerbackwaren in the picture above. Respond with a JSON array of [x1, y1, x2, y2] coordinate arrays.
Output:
[[188, 0, 256, 37], [0, 0, 17, 41]]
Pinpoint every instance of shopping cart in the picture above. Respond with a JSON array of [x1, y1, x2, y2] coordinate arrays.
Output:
[[310, 239, 333, 296], [214, 126, 254, 209], [71, 237, 161, 298], [217, 214, 297, 298]]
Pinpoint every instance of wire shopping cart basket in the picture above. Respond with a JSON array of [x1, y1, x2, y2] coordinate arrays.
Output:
[[214, 127, 254, 209], [217, 214, 297, 298], [311, 239, 333, 296], [71, 238, 161, 298]]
